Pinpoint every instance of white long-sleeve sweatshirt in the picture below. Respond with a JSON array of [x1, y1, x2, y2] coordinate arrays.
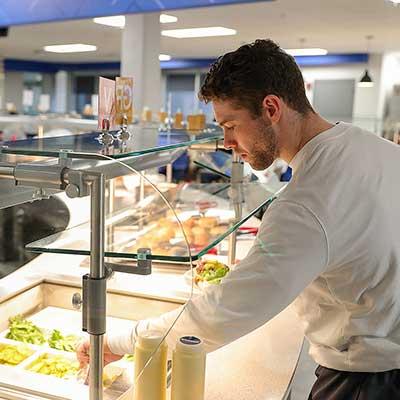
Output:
[[108, 122, 400, 372]]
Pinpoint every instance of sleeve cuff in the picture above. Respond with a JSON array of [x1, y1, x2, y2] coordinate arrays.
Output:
[[107, 323, 137, 355]]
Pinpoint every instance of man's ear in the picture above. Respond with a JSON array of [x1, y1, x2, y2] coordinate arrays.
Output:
[[261, 95, 282, 123]]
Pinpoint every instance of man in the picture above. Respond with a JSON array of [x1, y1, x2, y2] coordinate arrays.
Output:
[[78, 39, 400, 399]]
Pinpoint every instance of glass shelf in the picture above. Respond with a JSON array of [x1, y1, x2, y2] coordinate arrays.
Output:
[[194, 150, 233, 179], [2, 126, 222, 160], [26, 181, 277, 263]]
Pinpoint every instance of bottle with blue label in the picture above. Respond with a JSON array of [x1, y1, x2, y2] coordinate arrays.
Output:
[[171, 336, 206, 400]]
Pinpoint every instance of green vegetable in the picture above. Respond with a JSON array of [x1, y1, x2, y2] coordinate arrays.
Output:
[[0, 344, 33, 366], [6, 315, 46, 345], [27, 354, 79, 379], [48, 330, 79, 352], [123, 354, 134, 362], [195, 260, 229, 284]]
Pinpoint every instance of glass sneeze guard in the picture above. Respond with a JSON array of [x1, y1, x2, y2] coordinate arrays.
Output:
[[27, 181, 277, 263], [2, 126, 222, 160]]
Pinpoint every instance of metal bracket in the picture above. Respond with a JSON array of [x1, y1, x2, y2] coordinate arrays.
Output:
[[31, 187, 50, 201], [58, 149, 73, 168], [14, 163, 65, 190], [63, 169, 91, 198], [105, 248, 152, 276], [116, 115, 132, 143], [0, 146, 9, 163], [82, 274, 106, 335], [72, 292, 83, 310]]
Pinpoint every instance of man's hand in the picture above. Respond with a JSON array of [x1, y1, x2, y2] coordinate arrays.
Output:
[[76, 336, 123, 369]]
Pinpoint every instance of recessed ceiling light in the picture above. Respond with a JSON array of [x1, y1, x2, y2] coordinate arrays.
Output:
[[285, 48, 328, 56], [43, 44, 97, 53], [93, 15, 125, 28], [159, 54, 172, 61], [161, 27, 236, 38], [160, 14, 178, 24], [93, 14, 178, 28]]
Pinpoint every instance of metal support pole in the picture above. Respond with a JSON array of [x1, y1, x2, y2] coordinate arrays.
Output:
[[85, 172, 106, 400], [139, 172, 145, 203], [166, 163, 173, 183], [228, 153, 244, 266], [106, 179, 116, 254], [0, 164, 107, 400]]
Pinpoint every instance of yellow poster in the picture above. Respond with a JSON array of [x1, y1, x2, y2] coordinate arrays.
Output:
[[115, 77, 134, 125]]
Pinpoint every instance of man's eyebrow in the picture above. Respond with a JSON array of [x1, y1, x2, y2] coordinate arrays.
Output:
[[218, 117, 235, 126]]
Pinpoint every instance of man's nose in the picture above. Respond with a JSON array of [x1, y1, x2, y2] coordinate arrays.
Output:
[[223, 132, 236, 150]]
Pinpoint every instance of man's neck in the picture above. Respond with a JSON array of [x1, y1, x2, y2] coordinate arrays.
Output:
[[279, 112, 334, 163]]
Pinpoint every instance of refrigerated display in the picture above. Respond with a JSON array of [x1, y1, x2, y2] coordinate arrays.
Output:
[[0, 124, 303, 400]]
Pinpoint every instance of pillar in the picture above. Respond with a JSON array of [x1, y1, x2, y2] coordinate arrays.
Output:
[[121, 13, 161, 116]]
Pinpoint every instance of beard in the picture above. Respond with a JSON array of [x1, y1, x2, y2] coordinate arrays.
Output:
[[246, 117, 278, 170]]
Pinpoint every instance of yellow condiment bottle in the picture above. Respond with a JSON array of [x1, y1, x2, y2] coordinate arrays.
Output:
[[173, 109, 183, 129], [159, 109, 168, 124], [133, 331, 167, 400], [171, 336, 206, 400], [198, 113, 206, 130]]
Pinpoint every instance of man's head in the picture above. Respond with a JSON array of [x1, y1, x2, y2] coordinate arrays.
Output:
[[199, 39, 314, 170]]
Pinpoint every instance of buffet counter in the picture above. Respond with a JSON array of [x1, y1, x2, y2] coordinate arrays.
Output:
[[0, 239, 303, 400]]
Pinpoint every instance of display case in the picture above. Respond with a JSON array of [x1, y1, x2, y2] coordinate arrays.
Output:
[[0, 127, 301, 400], [0, 123, 289, 400], [0, 114, 98, 141]]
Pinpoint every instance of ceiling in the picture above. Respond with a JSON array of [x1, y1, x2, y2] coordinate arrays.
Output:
[[0, 0, 399, 63]]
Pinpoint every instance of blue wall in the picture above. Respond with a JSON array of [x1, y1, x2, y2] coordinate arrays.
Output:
[[4, 54, 369, 74]]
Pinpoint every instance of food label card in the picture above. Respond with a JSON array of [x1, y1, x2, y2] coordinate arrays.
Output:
[[98, 77, 116, 129], [115, 77, 134, 125]]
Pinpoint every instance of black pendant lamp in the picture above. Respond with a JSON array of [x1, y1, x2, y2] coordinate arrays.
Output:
[[358, 35, 374, 88], [359, 69, 374, 87]]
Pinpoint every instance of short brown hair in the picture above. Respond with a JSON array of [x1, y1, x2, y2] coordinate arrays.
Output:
[[199, 39, 314, 117]]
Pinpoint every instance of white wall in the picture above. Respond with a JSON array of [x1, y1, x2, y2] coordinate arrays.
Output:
[[301, 56, 381, 119], [377, 52, 400, 119]]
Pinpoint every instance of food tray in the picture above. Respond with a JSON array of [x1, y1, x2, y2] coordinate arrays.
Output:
[[0, 307, 135, 399]]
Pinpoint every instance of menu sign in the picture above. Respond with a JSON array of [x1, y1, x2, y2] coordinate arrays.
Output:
[[115, 77, 134, 124], [98, 77, 116, 129]]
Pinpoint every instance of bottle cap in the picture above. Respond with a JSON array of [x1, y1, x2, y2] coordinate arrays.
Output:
[[176, 336, 204, 353], [137, 331, 166, 350]]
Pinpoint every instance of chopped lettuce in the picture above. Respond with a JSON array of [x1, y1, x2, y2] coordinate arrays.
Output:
[[6, 315, 46, 345], [48, 330, 80, 352]]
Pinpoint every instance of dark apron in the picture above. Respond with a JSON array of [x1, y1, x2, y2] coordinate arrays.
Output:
[[308, 365, 400, 400]]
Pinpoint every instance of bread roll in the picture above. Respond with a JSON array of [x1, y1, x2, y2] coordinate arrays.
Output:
[[197, 217, 218, 228], [192, 227, 209, 247]]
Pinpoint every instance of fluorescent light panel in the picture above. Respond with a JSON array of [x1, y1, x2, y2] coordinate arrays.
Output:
[[93, 15, 125, 28], [43, 44, 97, 53], [285, 48, 328, 56], [161, 27, 236, 38], [93, 14, 177, 28], [159, 54, 171, 61], [160, 14, 178, 23]]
